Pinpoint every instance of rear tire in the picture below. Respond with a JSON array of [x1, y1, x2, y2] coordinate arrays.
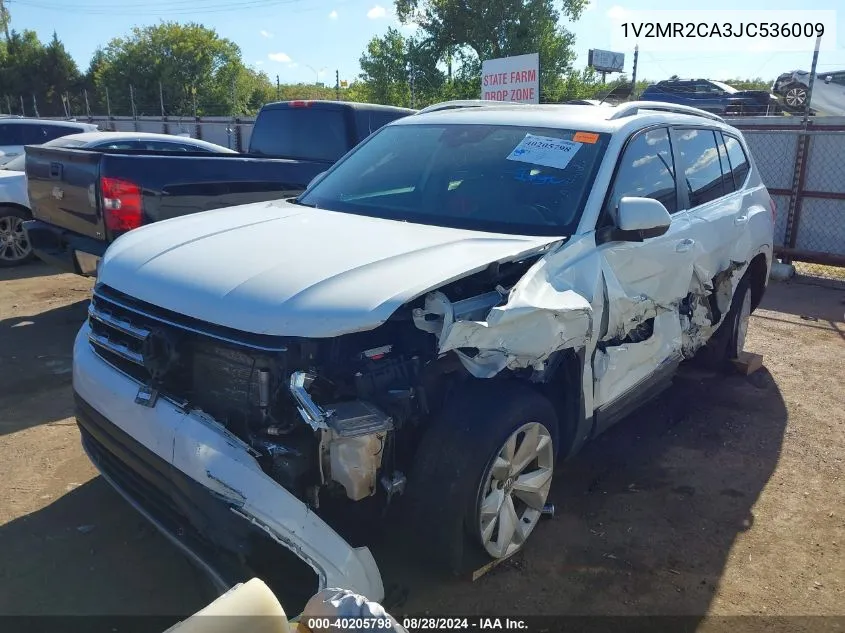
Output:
[[403, 381, 559, 575], [0, 207, 34, 267], [695, 273, 752, 371]]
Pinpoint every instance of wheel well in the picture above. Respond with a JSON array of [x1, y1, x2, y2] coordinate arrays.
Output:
[[536, 349, 583, 457], [0, 203, 33, 218], [748, 253, 768, 312]]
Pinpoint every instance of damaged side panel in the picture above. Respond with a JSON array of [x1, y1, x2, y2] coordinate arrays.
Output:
[[412, 225, 750, 426], [412, 235, 600, 379]]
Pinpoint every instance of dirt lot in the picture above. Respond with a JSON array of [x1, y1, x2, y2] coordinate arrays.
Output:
[[1, 262, 843, 621]]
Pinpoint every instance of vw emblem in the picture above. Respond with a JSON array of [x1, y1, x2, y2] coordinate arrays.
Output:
[[140, 327, 180, 380]]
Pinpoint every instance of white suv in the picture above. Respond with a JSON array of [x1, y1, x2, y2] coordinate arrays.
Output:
[[0, 117, 97, 165], [73, 101, 775, 601]]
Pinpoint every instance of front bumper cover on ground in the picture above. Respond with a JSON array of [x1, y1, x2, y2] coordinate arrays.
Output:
[[72, 323, 385, 602]]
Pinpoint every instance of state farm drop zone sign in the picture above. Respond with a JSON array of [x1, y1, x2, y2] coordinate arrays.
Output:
[[481, 52, 540, 104]]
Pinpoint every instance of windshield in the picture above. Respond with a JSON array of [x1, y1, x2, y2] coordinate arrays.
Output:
[[710, 80, 739, 94], [1, 136, 88, 172], [297, 123, 609, 236]]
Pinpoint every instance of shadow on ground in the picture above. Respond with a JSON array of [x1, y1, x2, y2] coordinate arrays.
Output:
[[0, 299, 89, 435], [376, 366, 788, 618], [0, 260, 65, 282], [0, 477, 209, 617], [759, 280, 844, 324]]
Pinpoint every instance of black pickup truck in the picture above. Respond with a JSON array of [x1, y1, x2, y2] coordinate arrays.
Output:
[[24, 100, 415, 275]]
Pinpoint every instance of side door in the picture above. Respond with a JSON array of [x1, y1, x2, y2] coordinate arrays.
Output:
[[591, 126, 698, 424], [672, 128, 744, 301], [0, 123, 24, 161]]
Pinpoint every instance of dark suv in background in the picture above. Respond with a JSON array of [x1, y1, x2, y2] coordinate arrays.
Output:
[[640, 79, 780, 116]]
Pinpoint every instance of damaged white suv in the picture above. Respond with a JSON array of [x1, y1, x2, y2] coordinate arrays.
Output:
[[73, 101, 774, 601]]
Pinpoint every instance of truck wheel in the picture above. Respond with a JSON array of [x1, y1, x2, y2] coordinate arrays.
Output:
[[0, 207, 34, 267], [404, 381, 558, 574], [695, 273, 752, 371]]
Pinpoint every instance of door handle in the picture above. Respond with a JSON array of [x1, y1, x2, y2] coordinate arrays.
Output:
[[675, 238, 695, 253], [735, 215, 749, 225]]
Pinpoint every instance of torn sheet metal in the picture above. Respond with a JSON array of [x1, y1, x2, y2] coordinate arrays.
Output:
[[593, 311, 683, 408], [681, 259, 747, 356], [414, 285, 593, 378]]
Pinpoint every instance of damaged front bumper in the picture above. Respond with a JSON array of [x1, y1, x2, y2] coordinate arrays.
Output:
[[72, 323, 385, 601]]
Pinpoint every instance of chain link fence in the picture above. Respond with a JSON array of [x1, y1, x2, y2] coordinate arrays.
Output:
[[730, 117, 845, 284]]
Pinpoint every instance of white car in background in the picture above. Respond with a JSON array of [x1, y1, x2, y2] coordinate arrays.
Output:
[[773, 69, 845, 116], [0, 132, 235, 267], [0, 117, 98, 166]]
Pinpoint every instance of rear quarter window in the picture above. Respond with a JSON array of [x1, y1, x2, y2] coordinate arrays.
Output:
[[723, 134, 750, 188]]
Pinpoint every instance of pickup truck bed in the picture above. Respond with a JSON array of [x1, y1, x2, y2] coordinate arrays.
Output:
[[25, 147, 327, 274], [24, 100, 415, 275]]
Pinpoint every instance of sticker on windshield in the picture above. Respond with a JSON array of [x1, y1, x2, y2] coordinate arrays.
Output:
[[505, 134, 582, 170]]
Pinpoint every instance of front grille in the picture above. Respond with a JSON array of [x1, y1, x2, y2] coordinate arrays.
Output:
[[88, 284, 290, 421]]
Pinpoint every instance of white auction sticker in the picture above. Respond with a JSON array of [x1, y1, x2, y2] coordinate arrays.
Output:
[[506, 134, 582, 170]]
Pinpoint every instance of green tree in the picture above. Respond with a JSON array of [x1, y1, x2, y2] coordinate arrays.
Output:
[[358, 27, 445, 107], [0, 29, 83, 116], [395, 0, 587, 94], [92, 22, 272, 116]]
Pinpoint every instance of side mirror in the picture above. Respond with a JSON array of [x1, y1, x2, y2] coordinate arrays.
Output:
[[824, 75, 833, 84], [616, 196, 672, 240], [307, 171, 327, 190]]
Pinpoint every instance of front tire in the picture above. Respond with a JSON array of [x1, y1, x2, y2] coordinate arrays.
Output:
[[404, 381, 558, 574], [0, 207, 34, 267], [784, 84, 808, 110]]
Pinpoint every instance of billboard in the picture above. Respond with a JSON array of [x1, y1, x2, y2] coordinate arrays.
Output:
[[481, 53, 540, 104], [588, 49, 625, 73]]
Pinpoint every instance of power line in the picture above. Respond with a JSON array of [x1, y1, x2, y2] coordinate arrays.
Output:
[[8, 0, 320, 15]]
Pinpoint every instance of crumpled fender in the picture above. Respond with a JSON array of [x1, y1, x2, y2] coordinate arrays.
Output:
[[413, 253, 594, 378]]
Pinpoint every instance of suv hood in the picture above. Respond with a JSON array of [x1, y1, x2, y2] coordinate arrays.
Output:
[[99, 200, 562, 338]]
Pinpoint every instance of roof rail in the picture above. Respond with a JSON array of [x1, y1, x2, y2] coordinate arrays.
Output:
[[415, 99, 531, 115], [608, 101, 724, 122]]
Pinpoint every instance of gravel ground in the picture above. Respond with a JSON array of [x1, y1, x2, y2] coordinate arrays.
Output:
[[0, 262, 842, 623]]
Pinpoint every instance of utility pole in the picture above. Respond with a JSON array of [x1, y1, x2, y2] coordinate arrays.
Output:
[[630, 45, 639, 101], [803, 34, 822, 124], [0, 0, 11, 41], [335, 69, 340, 101], [83, 89, 91, 118], [105, 87, 111, 118], [31, 94, 39, 117], [129, 84, 137, 119], [276, 75, 280, 101], [231, 75, 237, 115]]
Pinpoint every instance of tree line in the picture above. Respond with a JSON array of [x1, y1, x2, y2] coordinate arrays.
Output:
[[0, 0, 774, 118]]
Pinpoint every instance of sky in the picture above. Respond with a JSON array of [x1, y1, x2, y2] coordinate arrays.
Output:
[[5, 0, 845, 87]]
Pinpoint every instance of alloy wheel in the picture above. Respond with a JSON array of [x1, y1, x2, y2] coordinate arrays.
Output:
[[0, 214, 32, 263], [478, 421, 554, 559], [785, 87, 807, 108]]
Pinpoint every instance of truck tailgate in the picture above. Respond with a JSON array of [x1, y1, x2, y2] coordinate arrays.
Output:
[[26, 146, 105, 241]]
